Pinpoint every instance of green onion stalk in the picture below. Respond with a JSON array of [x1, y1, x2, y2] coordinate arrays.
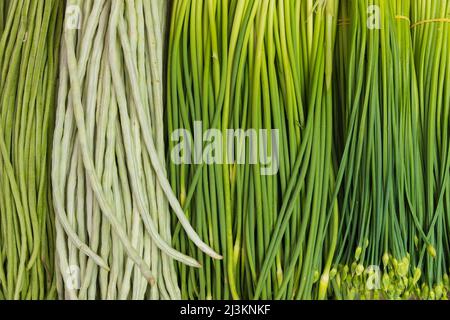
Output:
[[0, 0, 64, 299]]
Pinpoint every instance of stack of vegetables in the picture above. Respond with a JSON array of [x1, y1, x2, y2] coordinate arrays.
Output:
[[329, 0, 425, 300], [53, 0, 220, 300], [168, 0, 450, 300], [320, 0, 450, 300], [168, 0, 339, 300], [411, 0, 450, 299], [0, 0, 449, 301], [0, 0, 63, 299]]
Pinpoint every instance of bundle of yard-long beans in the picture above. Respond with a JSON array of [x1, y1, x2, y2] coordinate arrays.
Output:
[[53, 0, 220, 300], [328, 0, 449, 300], [168, 0, 339, 300], [0, 0, 63, 299]]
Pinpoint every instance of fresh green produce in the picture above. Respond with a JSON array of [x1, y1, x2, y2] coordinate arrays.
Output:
[[411, 0, 450, 299], [53, 0, 219, 300], [0, 0, 63, 299], [168, 0, 339, 300], [0, 0, 449, 301], [329, 0, 421, 300], [0, 1, 6, 35], [168, 0, 450, 300], [327, 0, 450, 300]]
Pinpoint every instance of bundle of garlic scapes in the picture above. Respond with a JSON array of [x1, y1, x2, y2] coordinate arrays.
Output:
[[53, 0, 221, 300]]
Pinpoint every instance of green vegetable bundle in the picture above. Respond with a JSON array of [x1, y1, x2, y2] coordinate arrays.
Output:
[[411, 0, 450, 299], [0, 0, 64, 299], [0, 0, 449, 301], [168, 0, 450, 300], [53, 0, 219, 300], [329, 0, 421, 300], [168, 0, 339, 300], [327, 0, 450, 300]]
